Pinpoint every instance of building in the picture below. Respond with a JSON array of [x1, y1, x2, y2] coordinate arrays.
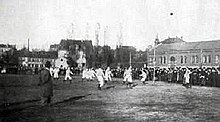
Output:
[[148, 37, 220, 68], [49, 44, 60, 51], [52, 39, 93, 68], [54, 50, 69, 69], [114, 45, 136, 67], [19, 51, 57, 68], [0, 44, 16, 56]]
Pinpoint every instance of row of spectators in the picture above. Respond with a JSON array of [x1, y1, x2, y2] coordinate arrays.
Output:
[[2, 65, 220, 87], [112, 67, 220, 87]]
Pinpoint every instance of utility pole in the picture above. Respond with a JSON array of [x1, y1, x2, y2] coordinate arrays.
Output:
[[129, 52, 132, 66], [104, 26, 108, 46], [95, 23, 100, 46], [28, 38, 30, 52], [153, 35, 159, 84], [200, 48, 203, 68]]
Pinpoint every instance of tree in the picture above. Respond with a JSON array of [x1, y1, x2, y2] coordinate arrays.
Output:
[[1, 48, 19, 67], [66, 56, 77, 68]]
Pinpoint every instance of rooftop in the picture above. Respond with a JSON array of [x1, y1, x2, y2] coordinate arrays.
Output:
[[18, 51, 57, 59], [155, 39, 220, 52], [160, 37, 185, 44]]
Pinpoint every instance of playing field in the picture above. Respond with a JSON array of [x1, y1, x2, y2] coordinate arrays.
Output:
[[1, 74, 220, 122]]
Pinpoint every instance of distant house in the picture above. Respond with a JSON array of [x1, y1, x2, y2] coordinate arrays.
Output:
[[55, 50, 69, 69], [49, 44, 60, 51], [148, 37, 220, 68], [52, 39, 93, 69], [0, 44, 16, 56], [114, 45, 136, 67], [18, 50, 57, 68]]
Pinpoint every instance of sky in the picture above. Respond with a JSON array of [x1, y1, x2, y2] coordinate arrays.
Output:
[[1, 0, 220, 50]]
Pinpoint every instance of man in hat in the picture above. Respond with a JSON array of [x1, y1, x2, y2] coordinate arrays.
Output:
[[39, 61, 53, 105]]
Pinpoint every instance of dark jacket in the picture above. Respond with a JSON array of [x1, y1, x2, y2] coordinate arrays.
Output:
[[39, 68, 53, 97]]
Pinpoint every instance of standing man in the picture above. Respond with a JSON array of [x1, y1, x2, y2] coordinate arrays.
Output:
[[39, 61, 53, 105]]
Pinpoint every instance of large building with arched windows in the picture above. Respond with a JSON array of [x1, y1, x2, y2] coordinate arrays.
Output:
[[148, 37, 220, 68]]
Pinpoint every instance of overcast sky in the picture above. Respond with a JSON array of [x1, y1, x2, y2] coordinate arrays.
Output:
[[1, 0, 220, 50]]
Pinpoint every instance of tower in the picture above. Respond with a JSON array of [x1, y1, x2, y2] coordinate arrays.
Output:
[[104, 26, 108, 46], [68, 23, 75, 39], [28, 38, 30, 52], [85, 23, 89, 40], [117, 23, 123, 47], [154, 34, 159, 45], [95, 23, 100, 46]]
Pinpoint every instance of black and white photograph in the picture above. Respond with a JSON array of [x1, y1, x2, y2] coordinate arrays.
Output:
[[1, 0, 220, 121]]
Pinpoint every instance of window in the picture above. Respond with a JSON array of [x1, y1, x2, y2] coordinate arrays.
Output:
[[170, 56, 175, 62], [215, 55, 219, 63], [203, 55, 206, 63], [191, 56, 195, 64], [184, 56, 187, 63], [195, 55, 199, 63], [180, 56, 184, 64], [150, 57, 153, 63], [207, 55, 211, 63], [160, 57, 163, 64], [163, 56, 166, 64], [191, 55, 198, 64]]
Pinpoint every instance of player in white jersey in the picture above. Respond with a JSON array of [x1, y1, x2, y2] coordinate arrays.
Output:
[[95, 68, 105, 90], [184, 67, 191, 88], [123, 66, 133, 88], [64, 67, 73, 83], [88, 68, 96, 81], [104, 67, 112, 83], [140, 69, 147, 84], [82, 68, 88, 82], [53, 67, 60, 80]]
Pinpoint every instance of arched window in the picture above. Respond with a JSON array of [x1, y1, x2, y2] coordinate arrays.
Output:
[[150, 57, 153, 63], [170, 56, 176, 64], [207, 55, 211, 63], [180, 56, 183, 64], [184, 56, 187, 63], [163, 56, 166, 64], [215, 55, 219, 63], [191, 56, 195, 64], [195, 55, 199, 63], [160, 57, 163, 64], [203, 55, 207, 63], [170, 56, 175, 62]]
